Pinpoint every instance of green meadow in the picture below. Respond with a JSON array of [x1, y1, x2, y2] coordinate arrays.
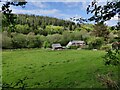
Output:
[[2, 49, 118, 88]]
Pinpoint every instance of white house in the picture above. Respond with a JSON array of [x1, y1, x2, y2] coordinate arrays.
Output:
[[66, 40, 85, 48]]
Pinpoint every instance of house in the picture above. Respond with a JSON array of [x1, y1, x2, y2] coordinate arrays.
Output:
[[52, 43, 63, 50], [66, 40, 85, 48]]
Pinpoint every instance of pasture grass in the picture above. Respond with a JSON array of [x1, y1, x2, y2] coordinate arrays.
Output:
[[2, 49, 118, 88]]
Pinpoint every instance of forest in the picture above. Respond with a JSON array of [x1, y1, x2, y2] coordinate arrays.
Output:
[[2, 14, 120, 49]]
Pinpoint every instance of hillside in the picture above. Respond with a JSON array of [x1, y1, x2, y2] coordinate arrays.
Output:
[[2, 14, 94, 35], [2, 14, 119, 50]]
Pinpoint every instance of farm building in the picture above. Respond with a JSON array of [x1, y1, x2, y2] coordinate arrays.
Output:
[[66, 40, 85, 48], [52, 43, 63, 50]]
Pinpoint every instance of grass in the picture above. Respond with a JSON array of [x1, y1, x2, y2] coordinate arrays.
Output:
[[2, 49, 118, 88]]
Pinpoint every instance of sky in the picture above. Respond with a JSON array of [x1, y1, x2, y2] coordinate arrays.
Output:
[[0, 0, 118, 26]]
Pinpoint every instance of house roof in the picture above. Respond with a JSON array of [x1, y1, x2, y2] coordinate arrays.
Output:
[[70, 40, 85, 44], [52, 43, 62, 48], [66, 40, 85, 47]]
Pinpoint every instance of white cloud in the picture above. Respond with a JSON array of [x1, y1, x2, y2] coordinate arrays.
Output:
[[111, 14, 118, 21], [12, 8, 59, 15], [11, 8, 72, 19], [31, 2, 46, 8], [26, 0, 113, 2], [0, 0, 115, 2], [105, 20, 118, 26], [63, 2, 80, 7], [26, 0, 91, 2]]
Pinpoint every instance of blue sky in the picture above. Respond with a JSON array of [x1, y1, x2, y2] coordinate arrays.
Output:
[[11, 2, 90, 19], [0, 0, 118, 26]]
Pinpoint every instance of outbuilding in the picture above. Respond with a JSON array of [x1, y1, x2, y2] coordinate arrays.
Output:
[[52, 43, 63, 50]]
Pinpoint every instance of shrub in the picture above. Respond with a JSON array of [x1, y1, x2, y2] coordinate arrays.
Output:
[[0, 33, 2, 48], [61, 31, 73, 46], [43, 41, 51, 48], [68, 45, 79, 49], [2, 35, 12, 49], [26, 32, 36, 48], [47, 34, 62, 44], [12, 34, 27, 48], [100, 45, 112, 51], [15, 24, 30, 34], [34, 35, 43, 48], [103, 49, 120, 66], [2, 31, 12, 49], [82, 45, 89, 50], [87, 37, 104, 49], [97, 73, 119, 89]]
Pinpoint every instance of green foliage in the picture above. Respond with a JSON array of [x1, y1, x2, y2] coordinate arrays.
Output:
[[0, 33, 2, 48], [1, 1, 27, 32], [2, 31, 12, 49], [45, 25, 64, 35], [34, 35, 43, 48], [37, 27, 48, 36], [26, 32, 36, 48], [92, 23, 109, 41], [72, 31, 82, 40], [61, 31, 73, 45], [97, 73, 119, 89], [87, 37, 104, 49], [43, 41, 51, 48], [76, 24, 94, 32], [68, 45, 79, 49], [12, 33, 27, 48], [103, 49, 120, 66], [47, 34, 62, 44], [15, 24, 30, 34], [100, 44, 112, 51]]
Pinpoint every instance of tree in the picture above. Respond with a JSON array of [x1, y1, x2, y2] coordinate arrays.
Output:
[[87, 0, 120, 88], [87, 0, 120, 65], [87, 0, 120, 26], [1, 0, 27, 32], [92, 23, 109, 41], [87, 36, 104, 49]]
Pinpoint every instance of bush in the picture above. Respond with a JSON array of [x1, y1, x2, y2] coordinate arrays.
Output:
[[34, 35, 43, 48], [100, 45, 112, 51], [2, 31, 12, 49], [82, 45, 89, 50], [47, 34, 62, 44], [15, 24, 30, 34], [0, 33, 2, 48], [2, 35, 12, 49], [26, 32, 43, 48], [103, 49, 120, 66], [43, 41, 51, 48], [87, 37, 104, 49], [12, 34, 27, 48], [68, 45, 79, 49], [61, 31, 73, 46]]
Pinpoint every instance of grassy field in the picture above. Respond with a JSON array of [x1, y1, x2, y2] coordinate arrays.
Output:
[[2, 49, 118, 88]]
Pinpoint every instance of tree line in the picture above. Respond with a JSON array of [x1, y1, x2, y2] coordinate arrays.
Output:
[[2, 14, 81, 35], [2, 13, 120, 50]]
